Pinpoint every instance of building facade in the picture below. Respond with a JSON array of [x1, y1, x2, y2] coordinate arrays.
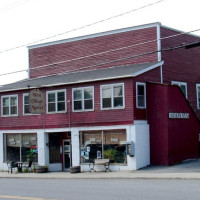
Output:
[[0, 22, 199, 172]]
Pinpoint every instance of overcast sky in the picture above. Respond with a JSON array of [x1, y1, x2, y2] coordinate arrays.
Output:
[[0, 0, 200, 85]]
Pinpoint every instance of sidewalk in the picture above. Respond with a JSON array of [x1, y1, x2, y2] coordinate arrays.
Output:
[[1, 159, 200, 180]]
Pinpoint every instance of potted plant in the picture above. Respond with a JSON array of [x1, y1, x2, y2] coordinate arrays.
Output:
[[104, 148, 117, 163], [26, 150, 37, 162], [32, 165, 37, 173]]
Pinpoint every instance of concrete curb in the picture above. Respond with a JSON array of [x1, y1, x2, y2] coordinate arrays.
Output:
[[1, 171, 200, 180]]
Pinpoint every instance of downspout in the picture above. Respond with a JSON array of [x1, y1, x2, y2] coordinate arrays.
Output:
[[157, 23, 163, 83]]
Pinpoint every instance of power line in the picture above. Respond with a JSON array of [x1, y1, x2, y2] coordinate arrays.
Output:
[[0, 0, 165, 54], [47, 41, 192, 76], [0, 26, 200, 78], [0, 37, 198, 80], [30, 27, 200, 71], [0, 0, 31, 15]]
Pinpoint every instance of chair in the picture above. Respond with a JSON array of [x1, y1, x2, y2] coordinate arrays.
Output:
[[7, 161, 18, 174]]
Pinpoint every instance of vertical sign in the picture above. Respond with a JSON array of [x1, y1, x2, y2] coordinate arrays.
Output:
[[30, 89, 45, 114]]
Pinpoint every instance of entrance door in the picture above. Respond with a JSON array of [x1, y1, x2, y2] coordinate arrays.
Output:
[[63, 140, 71, 171]]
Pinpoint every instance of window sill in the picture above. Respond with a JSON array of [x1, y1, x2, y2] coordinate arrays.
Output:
[[72, 109, 94, 113], [101, 107, 125, 111]]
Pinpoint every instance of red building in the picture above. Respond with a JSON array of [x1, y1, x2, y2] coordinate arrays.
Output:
[[0, 22, 199, 172]]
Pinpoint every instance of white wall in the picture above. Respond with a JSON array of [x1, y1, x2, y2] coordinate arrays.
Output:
[[134, 121, 150, 169], [0, 122, 150, 172]]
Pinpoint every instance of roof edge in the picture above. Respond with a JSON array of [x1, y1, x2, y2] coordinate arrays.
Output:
[[28, 22, 161, 49], [133, 61, 164, 77], [161, 24, 200, 39]]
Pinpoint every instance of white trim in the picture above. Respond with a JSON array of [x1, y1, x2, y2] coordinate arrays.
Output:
[[1, 94, 18, 117], [46, 89, 67, 114], [161, 24, 200, 39], [28, 22, 161, 49], [72, 86, 94, 112], [136, 82, 146, 109], [157, 23, 161, 62], [171, 81, 188, 99], [0, 61, 164, 93], [196, 84, 200, 110], [100, 83, 125, 110], [160, 65, 163, 84], [23, 93, 30, 115], [133, 61, 164, 77]]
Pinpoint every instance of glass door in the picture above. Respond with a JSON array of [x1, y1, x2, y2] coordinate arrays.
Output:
[[63, 140, 71, 171]]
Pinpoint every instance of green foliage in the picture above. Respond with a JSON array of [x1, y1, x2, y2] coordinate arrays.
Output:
[[26, 149, 37, 162], [23, 168, 29, 173], [104, 149, 117, 162]]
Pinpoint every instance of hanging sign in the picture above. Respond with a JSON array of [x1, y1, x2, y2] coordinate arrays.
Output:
[[30, 89, 45, 114], [168, 112, 189, 119]]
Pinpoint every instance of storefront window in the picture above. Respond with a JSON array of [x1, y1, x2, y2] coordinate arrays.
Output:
[[4, 133, 38, 162], [80, 130, 127, 164]]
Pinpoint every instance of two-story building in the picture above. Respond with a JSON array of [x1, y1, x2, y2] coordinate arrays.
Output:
[[0, 22, 199, 172]]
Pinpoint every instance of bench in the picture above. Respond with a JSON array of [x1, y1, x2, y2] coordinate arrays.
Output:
[[89, 159, 111, 173]]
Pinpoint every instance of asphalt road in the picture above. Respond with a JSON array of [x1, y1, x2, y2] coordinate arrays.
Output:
[[0, 178, 199, 200]]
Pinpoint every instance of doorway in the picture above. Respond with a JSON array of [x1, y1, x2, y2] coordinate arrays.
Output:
[[63, 140, 71, 171]]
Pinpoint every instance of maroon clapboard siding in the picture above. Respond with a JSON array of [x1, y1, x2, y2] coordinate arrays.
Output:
[[133, 66, 162, 120], [29, 26, 158, 79], [161, 27, 200, 118], [147, 83, 199, 165], [0, 78, 134, 130]]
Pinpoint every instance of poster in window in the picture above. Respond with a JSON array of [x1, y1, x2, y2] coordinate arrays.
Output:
[[97, 151, 101, 159], [87, 147, 90, 152], [85, 152, 89, 159]]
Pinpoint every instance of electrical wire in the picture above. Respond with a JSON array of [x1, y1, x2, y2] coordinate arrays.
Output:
[[0, 26, 200, 78], [0, 0, 165, 54], [0, 38, 198, 79], [30, 27, 200, 71], [0, 0, 31, 15]]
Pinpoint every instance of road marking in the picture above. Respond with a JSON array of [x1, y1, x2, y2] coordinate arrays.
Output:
[[0, 194, 59, 200]]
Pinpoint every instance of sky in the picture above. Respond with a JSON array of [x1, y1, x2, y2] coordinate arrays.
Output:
[[0, 0, 200, 85]]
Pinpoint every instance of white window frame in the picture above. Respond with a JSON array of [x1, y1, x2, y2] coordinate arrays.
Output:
[[23, 93, 31, 115], [136, 82, 146, 109], [1, 94, 18, 117], [72, 86, 94, 112], [100, 83, 125, 110], [196, 84, 200, 110], [46, 89, 67, 114], [171, 81, 188, 99]]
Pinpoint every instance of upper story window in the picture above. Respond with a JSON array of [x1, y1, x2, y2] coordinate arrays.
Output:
[[196, 84, 200, 110], [171, 81, 187, 98], [47, 89, 66, 113], [72, 86, 94, 111], [1, 95, 18, 116], [101, 83, 124, 110], [23, 93, 31, 115], [136, 82, 146, 109]]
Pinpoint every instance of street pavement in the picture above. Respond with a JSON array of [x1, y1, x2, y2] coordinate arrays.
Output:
[[1, 159, 200, 180]]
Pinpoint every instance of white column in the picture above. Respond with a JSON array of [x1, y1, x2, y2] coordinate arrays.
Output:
[[37, 130, 47, 166], [0, 132, 4, 170], [71, 128, 80, 166]]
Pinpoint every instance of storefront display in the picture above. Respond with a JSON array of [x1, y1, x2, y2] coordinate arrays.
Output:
[[4, 133, 38, 162], [80, 130, 127, 164]]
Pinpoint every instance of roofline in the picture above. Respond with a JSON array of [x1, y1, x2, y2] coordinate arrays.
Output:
[[0, 75, 133, 93], [28, 22, 161, 49], [161, 24, 200, 39], [133, 61, 164, 76], [0, 61, 163, 93]]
